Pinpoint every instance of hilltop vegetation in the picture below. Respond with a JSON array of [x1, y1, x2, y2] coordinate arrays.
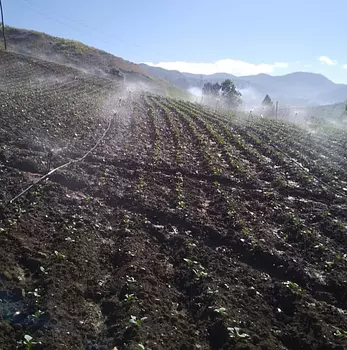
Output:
[[1, 49, 347, 350]]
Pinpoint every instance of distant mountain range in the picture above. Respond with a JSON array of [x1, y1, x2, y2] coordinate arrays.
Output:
[[140, 64, 347, 107]]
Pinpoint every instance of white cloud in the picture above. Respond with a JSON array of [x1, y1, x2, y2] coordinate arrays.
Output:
[[143, 59, 289, 76], [343, 64, 347, 69], [318, 56, 337, 66]]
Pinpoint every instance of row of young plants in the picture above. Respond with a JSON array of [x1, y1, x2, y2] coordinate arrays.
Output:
[[155, 99, 225, 176], [150, 96, 255, 233], [172, 100, 272, 173], [123, 99, 151, 157], [250, 118, 347, 178], [149, 97, 214, 174], [174, 101, 347, 261], [146, 96, 347, 289], [150, 99, 183, 167], [147, 97, 193, 213], [168, 100, 249, 177], [143, 98, 161, 165], [248, 120, 347, 189]]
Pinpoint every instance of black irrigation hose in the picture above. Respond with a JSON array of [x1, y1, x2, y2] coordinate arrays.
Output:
[[8, 113, 116, 205]]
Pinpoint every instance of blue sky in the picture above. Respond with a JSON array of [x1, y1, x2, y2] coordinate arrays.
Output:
[[5, 0, 347, 82]]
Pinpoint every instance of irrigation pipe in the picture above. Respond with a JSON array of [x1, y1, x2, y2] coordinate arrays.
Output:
[[8, 114, 115, 205]]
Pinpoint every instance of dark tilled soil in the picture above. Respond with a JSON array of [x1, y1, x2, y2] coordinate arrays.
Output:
[[1, 50, 347, 350]]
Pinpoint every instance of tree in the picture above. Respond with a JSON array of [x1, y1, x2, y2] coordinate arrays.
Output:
[[202, 82, 213, 95], [261, 94, 275, 116], [261, 94, 273, 107], [202, 82, 221, 97], [202, 79, 242, 109], [212, 82, 221, 96], [220, 79, 242, 108]]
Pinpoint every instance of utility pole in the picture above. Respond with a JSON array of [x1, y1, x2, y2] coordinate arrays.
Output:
[[0, 0, 7, 50], [275, 101, 279, 118]]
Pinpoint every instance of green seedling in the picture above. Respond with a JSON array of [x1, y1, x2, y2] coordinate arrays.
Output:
[[228, 327, 250, 341], [213, 167, 222, 175], [124, 294, 135, 302], [214, 307, 228, 317], [241, 227, 250, 235], [129, 315, 147, 328], [227, 210, 235, 219], [122, 215, 131, 226], [21, 334, 41, 350], [183, 258, 198, 266], [193, 267, 208, 280], [54, 250, 66, 259], [28, 288, 41, 303], [137, 176, 146, 188], [325, 261, 335, 271], [334, 329, 347, 338], [178, 200, 185, 208], [126, 276, 137, 283], [207, 287, 218, 295], [184, 258, 208, 279], [283, 281, 303, 295], [40, 266, 48, 275], [137, 344, 152, 350], [33, 310, 44, 319]]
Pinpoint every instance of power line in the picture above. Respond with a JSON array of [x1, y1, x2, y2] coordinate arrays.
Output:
[[0, 0, 7, 49]]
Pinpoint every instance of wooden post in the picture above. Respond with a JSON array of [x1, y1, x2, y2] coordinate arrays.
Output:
[[0, 0, 6, 50]]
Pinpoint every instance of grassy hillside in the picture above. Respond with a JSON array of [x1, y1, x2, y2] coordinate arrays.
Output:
[[1, 26, 191, 100], [3, 26, 152, 78]]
